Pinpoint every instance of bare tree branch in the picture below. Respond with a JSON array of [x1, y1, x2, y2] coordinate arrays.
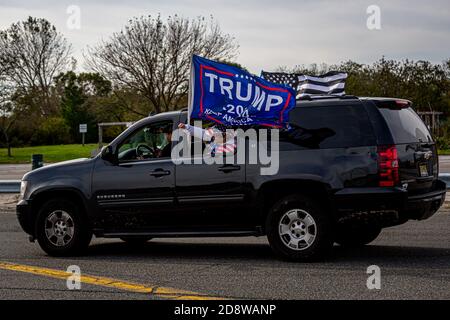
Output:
[[85, 14, 239, 114], [0, 17, 72, 115]]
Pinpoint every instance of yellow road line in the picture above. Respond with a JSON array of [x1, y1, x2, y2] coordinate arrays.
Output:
[[0, 261, 225, 300]]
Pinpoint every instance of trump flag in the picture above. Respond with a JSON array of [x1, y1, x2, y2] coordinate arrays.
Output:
[[188, 55, 296, 128]]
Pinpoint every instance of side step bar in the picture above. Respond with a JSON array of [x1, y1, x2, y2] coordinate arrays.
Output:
[[99, 229, 263, 238]]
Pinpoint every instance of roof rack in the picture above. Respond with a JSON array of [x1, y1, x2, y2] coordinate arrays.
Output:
[[297, 94, 358, 101]]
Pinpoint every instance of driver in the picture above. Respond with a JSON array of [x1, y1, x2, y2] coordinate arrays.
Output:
[[137, 124, 173, 159], [159, 130, 172, 158]]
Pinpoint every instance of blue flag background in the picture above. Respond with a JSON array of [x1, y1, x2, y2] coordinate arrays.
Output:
[[189, 55, 296, 128]]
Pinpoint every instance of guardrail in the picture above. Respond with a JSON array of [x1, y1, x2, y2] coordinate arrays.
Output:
[[1, 175, 450, 193], [0, 180, 21, 193], [440, 173, 450, 190]]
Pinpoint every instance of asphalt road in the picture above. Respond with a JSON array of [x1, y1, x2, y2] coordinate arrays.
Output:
[[441, 155, 450, 173], [0, 164, 31, 180], [0, 194, 449, 300]]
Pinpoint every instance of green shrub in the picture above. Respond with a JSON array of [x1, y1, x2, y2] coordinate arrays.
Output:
[[436, 136, 450, 150], [30, 117, 72, 145]]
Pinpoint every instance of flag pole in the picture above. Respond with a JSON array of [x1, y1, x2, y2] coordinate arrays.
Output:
[[187, 55, 194, 125]]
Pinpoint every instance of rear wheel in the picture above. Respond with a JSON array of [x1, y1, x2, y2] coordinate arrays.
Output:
[[120, 236, 152, 244], [35, 198, 92, 256], [266, 195, 333, 262], [335, 225, 381, 247]]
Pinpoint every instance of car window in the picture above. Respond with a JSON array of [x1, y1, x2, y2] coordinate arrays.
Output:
[[118, 121, 173, 162], [282, 105, 376, 149], [182, 118, 214, 158], [378, 107, 432, 144]]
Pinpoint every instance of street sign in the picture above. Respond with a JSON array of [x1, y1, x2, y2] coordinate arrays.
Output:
[[79, 124, 87, 133], [79, 124, 87, 146]]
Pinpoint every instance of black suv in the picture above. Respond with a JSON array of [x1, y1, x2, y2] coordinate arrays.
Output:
[[16, 96, 447, 261]]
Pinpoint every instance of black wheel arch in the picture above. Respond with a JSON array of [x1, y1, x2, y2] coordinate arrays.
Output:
[[29, 187, 91, 237], [255, 179, 335, 233]]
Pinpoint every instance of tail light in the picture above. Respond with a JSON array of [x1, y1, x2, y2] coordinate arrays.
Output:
[[376, 100, 411, 109], [394, 100, 411, 108], [377, 145, 399, 187]]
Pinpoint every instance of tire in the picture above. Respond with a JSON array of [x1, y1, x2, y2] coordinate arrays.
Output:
[[266, 194, 334, 262], [335, 225, 381, 247], [120, 236, 152, 244], [35, 198, 92, 257]]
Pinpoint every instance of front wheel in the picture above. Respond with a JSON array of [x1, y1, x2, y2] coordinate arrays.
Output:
[[266, 195, 334, 262], [35, 198, 92, 256]]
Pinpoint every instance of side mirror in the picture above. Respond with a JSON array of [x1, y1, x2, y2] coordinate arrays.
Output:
[[101, 145, 118, 164]]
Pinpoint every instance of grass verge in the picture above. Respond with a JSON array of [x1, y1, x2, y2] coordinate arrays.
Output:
[[0, 144, 98, 164]]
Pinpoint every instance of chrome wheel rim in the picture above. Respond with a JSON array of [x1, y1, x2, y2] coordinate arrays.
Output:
[[45, 210, 74, 247], [279, 209, 317, 251]]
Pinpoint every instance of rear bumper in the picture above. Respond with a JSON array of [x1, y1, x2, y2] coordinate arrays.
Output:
[[333, 179, 446, 222], [403, 180, 446, 220], [16, 199, 34, 236]]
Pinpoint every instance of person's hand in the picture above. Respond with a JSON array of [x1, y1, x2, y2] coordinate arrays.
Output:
[[178, 123, 186, 129], [154, 148, 162, 158]]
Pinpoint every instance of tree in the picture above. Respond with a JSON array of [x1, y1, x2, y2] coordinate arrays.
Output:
[[55, 71, 112, 142], [277, 58, 450, 114], [86, 14, 238, 114], [0, 80, 15, 157], [0, 17, 71, 115]]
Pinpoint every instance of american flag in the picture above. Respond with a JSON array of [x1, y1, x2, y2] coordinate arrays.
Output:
[[204, 127, 236, 156], [261, 71, 348, 99]]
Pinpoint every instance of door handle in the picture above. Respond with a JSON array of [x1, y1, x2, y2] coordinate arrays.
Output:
[[218, 165, 241, 173], [149, 168, 171, 177]]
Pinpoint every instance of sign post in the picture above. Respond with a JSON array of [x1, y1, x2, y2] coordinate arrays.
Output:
[[79, 124, 87, 146]]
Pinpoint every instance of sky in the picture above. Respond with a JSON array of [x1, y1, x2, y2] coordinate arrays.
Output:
[[0, 0, 449, 74]]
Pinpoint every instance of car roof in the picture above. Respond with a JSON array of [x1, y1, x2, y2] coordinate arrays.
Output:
[[137, 96, 410, 120], [136, 110, 183, 124]]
